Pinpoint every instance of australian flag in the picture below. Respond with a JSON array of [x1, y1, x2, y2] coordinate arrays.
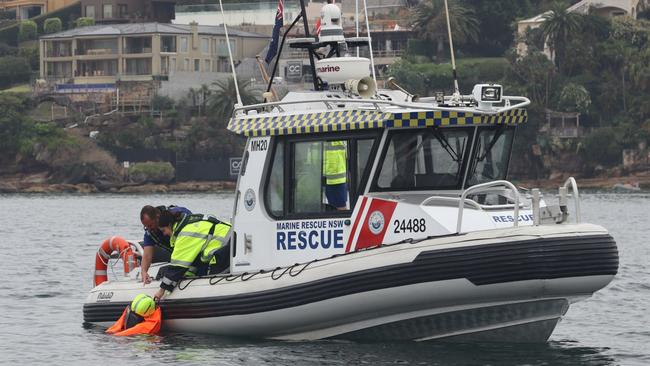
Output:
[[265, 0, 284, 64]]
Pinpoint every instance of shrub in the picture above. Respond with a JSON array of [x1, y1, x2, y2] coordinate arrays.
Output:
[[18, 20, 37, 42], [152, 95, 175, 111], [0, 42, 17, 56], [43, 18, 62, 34], [128, 162, 175, 184], [582, 127, 621, 167], [18, 45, 38, 70], [75, 17, 95, 28], [0, 56, 31, 88]]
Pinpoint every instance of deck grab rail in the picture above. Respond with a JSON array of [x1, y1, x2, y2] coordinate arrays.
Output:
[[456, 180, 520, 234]]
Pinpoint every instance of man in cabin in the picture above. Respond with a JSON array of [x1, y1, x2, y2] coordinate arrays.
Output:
[[140, 205, 191, 284], [323, 140, 348, 210]]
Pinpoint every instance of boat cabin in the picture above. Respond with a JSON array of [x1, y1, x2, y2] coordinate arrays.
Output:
[[227, 92, 530, 273]]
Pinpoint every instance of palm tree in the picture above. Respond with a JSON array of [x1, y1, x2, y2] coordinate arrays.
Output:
[[411, 0, 479, 60], [541, 3, 583, 74], [208, 77, 259, 126], [199, 83, 211, 115]]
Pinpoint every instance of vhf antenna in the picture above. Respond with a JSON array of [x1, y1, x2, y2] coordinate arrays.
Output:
[[218, 0, 242, 107], [443, 0, 460, 98]]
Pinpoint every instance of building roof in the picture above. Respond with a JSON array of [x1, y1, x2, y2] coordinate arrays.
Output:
[[40, 22, 269, 39]]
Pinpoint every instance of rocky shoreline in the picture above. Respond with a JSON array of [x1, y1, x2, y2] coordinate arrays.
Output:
[[513, 171, 650, 190], [0, 179, 236, 194], [1, 172, 648, 194]]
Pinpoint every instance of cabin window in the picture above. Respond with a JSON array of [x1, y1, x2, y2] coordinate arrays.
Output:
[[291, 140, 351, 212], [267, 141, 284, 216], [466, 127, 514, 185], [265, 134, 379, 218], [374, 128, 470, 191]]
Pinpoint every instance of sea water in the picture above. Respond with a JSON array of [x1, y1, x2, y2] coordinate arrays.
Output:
[[0, 192, 648, 365]]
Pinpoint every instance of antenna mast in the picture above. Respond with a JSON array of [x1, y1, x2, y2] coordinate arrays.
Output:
[[362, 0, 377, 83], [443, 0, 460, 97], [217, 0, 242, 106]]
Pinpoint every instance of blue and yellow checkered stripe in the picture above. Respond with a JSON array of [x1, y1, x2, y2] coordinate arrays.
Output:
[[227, 108, 527, 136], [389, 109, 527, 128], [228, 110, 388, 137]]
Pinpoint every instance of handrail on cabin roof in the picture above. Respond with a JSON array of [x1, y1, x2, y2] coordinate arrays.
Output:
[[231, 95, 531, 120]]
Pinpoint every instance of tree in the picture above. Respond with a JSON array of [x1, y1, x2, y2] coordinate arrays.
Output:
[[44, 18, 62, 34], [411, 0, 479, 60], [541, 3, 583, 73], [0, 56, 31, 88], [463, 0, 534, 56], [558, 83, 591, 113], [18, 20, 37, 42], [208, 77, 259, 127]]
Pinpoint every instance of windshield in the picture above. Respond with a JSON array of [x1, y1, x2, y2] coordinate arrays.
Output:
[[374, 128, 470, 191], [466, 128, 514, 185]]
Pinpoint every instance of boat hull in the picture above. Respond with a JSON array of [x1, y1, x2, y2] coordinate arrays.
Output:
[[84, 223, 617, 342]]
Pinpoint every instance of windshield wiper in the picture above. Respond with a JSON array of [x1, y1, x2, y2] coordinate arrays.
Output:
[[431, 128, 460, 162]]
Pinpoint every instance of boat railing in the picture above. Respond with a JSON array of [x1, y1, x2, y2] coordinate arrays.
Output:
[[232, 95, 531, 118], [456, 180, 520, 234], [420, 194, 525, 211], [560, 177, 581, 223]]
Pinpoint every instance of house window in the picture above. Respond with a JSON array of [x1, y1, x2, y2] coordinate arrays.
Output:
[[85, 5, 95, 18], [183, 58, 189, 71], [204, 59, 210, 72], [117, 4, 127, 18], [103, 4, 112, 18], [194, 59, 200, 71], [170, 57, 176, 72], [161, 35, 176, 52], [211, 39, 216, 55], [180, 37, 188, 53], [217, 57, 229, 72], [201, 37, 209, 54]]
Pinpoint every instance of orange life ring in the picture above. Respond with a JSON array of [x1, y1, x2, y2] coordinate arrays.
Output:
[[94, 236, 137, 287]]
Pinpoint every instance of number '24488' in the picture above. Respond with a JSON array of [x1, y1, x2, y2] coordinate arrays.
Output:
[[393, 218, 426, 233]]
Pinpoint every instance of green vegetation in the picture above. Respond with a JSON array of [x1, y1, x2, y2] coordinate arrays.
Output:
[[0, 83, 30, 93], [0, 56, 31, 88], [0, 93, 121, 183], [44, 18, 62, 34], [394, 1, 650, 175], [412, 0, 479, 60], [208, 77, 259, 126], [0, 2, 80, 45], [18, 21, 37, 42], [128, 162, 175, 184], [75, 17, 95, 28]]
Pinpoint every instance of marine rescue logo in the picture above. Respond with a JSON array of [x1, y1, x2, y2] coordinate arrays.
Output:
[[368, 210, 385, 235], [244, 188, 256, 211]]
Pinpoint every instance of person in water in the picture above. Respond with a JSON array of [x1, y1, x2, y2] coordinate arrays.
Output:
[[153, 210, 232, 301], [140, 205, 191, 284], [106, 293, 161, 336]]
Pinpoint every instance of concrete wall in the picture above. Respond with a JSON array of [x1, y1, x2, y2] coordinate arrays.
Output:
[[158, 71, 229, 100]]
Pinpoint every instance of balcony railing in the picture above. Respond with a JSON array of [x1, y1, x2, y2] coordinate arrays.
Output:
[[46, 50, 72, 57], [75, 48, 118, 56], [123, 47, 152, 54]]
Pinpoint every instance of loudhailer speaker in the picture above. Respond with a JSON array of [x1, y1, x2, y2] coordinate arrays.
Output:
[[345, 76, 377, 98]]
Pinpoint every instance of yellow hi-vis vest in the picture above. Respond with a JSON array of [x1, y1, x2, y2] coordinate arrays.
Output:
[[169, 218, 232, 273], [323, 141, 347, 185]]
